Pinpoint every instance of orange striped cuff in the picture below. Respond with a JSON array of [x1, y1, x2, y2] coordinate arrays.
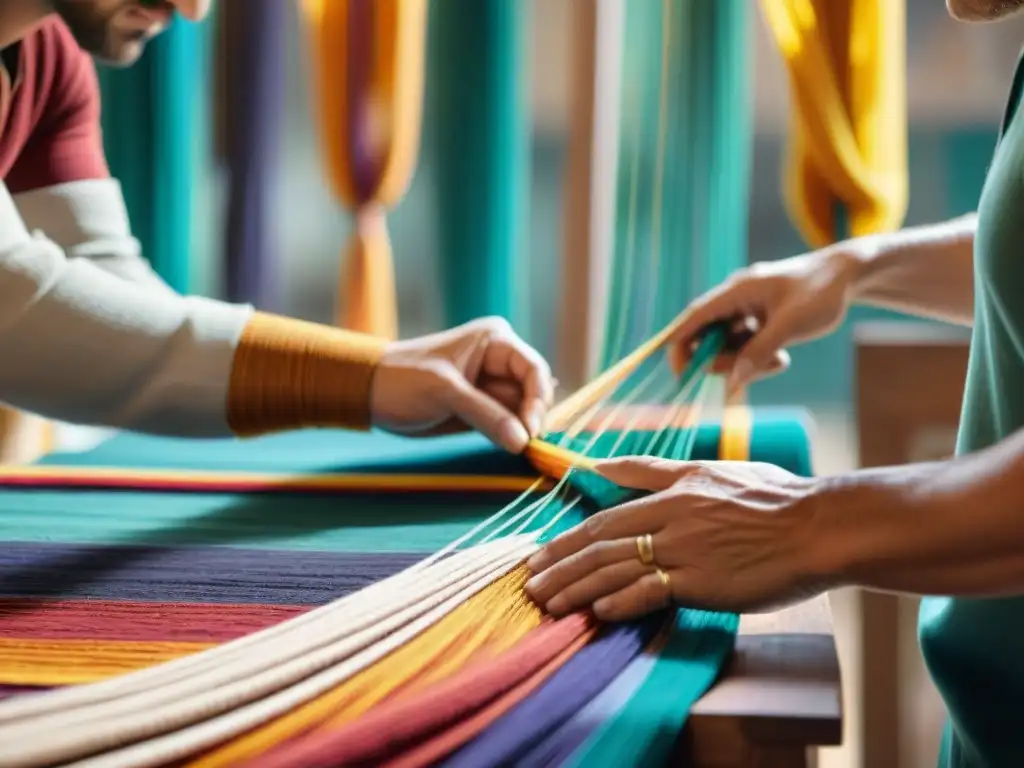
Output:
[[226, 312, 388, 436]]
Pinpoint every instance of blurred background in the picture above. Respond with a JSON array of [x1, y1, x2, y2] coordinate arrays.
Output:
[[89, 2, 1024, 766], [164, 0, 1022, 405]]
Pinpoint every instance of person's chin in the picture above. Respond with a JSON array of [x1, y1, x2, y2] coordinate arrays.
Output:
[[94, 39, 147, 67], [947, 0, 1023, 22]]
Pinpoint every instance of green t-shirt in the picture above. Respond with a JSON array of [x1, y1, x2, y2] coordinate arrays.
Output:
[[917, 50, 1024, 768]]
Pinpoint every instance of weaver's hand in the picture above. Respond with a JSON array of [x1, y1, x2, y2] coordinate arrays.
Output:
[[669, 247, 860, 393], [370, 317, 554, 454], [525, 457, 828, 620]]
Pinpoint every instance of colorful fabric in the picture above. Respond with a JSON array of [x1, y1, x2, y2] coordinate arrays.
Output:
[[0, 408, 812, 766]]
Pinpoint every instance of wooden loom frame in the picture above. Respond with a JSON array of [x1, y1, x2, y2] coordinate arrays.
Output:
[[557, 2, 842, 765], [855, 321, 971, 768]]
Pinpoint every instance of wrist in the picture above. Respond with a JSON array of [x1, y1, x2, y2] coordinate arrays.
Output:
[[822, 235, 882, 306], [800, 464, 945, 592], [787, 476, 855, 594], [226, 312, 388, 436]]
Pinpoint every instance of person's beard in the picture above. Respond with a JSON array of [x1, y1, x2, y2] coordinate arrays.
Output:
[[49, 0, 147, 65]]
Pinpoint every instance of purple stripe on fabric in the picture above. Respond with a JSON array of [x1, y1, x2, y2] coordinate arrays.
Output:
[[0, 685, 51, 701], [439, 613, 667, 768], [520, 633, 662, 766], [346, 0, 378, 200], [224, 0, 287, 310], [0, 542, 420, 605]]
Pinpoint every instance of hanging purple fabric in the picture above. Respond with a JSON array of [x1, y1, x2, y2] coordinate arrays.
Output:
[[346, 0, 378, 201], [222, 0, 286, 310], [439, 612, 668, 767]]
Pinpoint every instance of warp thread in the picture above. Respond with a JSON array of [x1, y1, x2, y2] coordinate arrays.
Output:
[[186, 568, 543, 768], [440, 612, 667, 767], [243, 613, 596, 768]]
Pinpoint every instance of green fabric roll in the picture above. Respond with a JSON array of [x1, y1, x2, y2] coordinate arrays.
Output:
[[430, 0, 529, 333], [558, 407, 814, 509], [749, 407, 815, 477], [96, 16, 205, 293]]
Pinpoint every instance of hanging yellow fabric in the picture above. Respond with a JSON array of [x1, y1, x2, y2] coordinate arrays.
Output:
[[300, 0, 428, 339], [760, 0, 907, 247]]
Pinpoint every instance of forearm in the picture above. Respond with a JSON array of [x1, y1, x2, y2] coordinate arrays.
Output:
[[0, 186, 385, 437], [14, 179, 175, 295], [838, 213, 977, 326], [811, 428, 1024, 597]]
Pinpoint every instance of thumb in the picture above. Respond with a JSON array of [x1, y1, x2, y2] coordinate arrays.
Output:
[[592, 457, 685, 492], [440, 372, 530, 453]]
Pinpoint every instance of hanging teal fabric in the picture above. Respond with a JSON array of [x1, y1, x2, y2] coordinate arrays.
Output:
[[95, 15, 204, 294], [430, 0, 530, 333], [600, 0, 752, 370]]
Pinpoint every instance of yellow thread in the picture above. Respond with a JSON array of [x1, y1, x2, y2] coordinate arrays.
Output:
[[0, 639, 208, 686], [523, 440, 595, 481], [719, 406, 752, 462], [188, 568, 542, 767]]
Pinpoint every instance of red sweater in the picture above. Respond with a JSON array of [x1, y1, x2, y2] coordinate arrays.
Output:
[[0, 18, 108, 194]]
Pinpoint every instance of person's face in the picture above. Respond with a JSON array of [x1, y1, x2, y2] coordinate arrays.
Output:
[[947, 0, 1024, 21], [48, 0, 212, 65]]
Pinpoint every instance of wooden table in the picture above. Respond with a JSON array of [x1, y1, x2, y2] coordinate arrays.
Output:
[[677, 595, 842, 767]]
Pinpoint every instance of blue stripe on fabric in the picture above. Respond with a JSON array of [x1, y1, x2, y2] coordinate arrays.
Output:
[[440, 613, 666, 767], [0, 542, 421, 605], [520, 633, 663, 766]]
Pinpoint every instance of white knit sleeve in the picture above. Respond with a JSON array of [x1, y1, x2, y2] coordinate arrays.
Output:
[[0, 182, 253, 436], [13, 178, 176, 295]]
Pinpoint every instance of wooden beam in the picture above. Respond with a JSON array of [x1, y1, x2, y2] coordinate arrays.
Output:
[[557, 0, 624, 392], [682, 596, 842, 768], [855, 320, 970, 768]]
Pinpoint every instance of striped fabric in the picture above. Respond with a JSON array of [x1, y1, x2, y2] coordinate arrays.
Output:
[[0, 409, 811, 766]]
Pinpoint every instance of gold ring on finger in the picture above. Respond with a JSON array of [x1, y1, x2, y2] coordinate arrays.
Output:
[[636, 533, 655, 566]]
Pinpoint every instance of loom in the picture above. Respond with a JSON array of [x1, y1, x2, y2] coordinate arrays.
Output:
[[0, 0, 918, 763], [0, 322, 838, 768]]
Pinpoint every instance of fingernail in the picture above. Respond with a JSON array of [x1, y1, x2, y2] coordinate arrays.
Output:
[[547, 596, 567, 615], [728, 359, 753, 390], [525, 574, 544, 593], [526, 552, 547, 572], [526, 404, 543, 436], [501, 419, 530, 453]]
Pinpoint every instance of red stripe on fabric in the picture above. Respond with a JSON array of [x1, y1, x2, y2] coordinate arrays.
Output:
[[384, 626, 595, 768], [0, 599, 306, 643], [242, 613, 594, 768]]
